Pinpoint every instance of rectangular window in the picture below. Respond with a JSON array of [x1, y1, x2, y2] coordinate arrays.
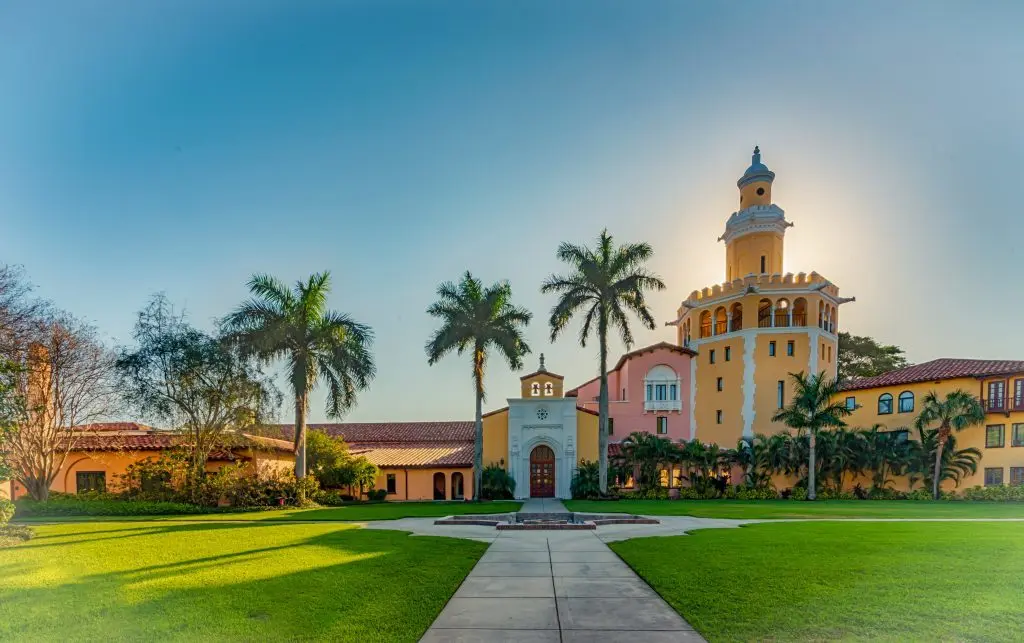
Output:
[[1012, 467, 1024, 486], [716, 410, 723, 424], [659, 468, 669, 487], [724, 346, 731, 361], [777, 380, 785, 409], [1015, 379, 1024, 409], [827, 346, 832, 362], [622, 388, 626, 401], [786, 341, 794, 357], [76, 471, 106, 494], [608, 417, 614, 436], [986, 424, 1005, 448], [655, 384, 667, 401], [845, 396, 856, 410], [709, 349, 716, 364], [760, 255, 766, 273], [1013, 423, 1024, 447], [769, 341, 776, 357], [386, 473, 397, 494], [988, 380, 1006, 410], [887, 429, 910, 443], [656, 416, 668, 434], [717, 377, 724, 392], [984, 467, 1004, 487], [646, 383, 653, 401], [669, 383, 678, 401]]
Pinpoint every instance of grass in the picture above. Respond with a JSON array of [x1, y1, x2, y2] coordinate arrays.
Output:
[[564, 498, 1024, 519], [0, 520, 486, 642], [611, 521, 1024, 642], [16, 500, 521, 523]]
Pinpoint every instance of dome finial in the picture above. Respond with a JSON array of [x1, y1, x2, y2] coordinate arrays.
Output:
[[539, 353, 546, 372], [752, 145, 761, 163]]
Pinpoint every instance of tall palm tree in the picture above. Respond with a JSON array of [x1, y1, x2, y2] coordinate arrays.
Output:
[[542, 229, 665, 494], [771, 372, 851, 500], [914, 390, 985, 499], [425, 272, 531, 501], [223, 272, 375, 479]]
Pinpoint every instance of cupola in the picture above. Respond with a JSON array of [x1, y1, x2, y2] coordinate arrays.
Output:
[[737, 146, 775, 208]]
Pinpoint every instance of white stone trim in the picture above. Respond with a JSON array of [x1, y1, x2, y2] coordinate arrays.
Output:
[[807, 327, 822, 376], [742, 336, 756, 439], [689, 357, 697, 440], [718, 205, 792, 244], [687, 326, 833, 351], [506, 397, 577, 500]]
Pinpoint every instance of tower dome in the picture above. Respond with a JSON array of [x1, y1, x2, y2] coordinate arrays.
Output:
[[737, 145, 775, 189]]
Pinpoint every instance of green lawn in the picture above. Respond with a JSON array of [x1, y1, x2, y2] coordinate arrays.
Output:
[[0, 521, 486, 641], [565, 498, 1024, 519], [611, 522, 1024, 642], [16, 500, 521, 523]]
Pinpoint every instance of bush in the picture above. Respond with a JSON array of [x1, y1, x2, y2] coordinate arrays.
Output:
[[787, 486, 808, 501], [0, 498, 13, 525], [867, 486, 906, 500], [675, 486, 721, 500], [818, 488, 856, 500], [480, 464, 515, 500], [571, 461, 601, 499], [732, 486, 778, 500], [313, 490, 356, 506], [366, 488, 388, 502], [633, 486, 669, 500], [16, 495, 214, 517], [962, 484, 1024, 501]]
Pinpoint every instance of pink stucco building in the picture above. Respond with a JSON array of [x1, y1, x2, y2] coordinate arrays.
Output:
[[565, 341, 696, 443]]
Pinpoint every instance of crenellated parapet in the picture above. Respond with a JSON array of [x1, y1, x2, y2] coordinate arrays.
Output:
[[681, 271, 839, 310]]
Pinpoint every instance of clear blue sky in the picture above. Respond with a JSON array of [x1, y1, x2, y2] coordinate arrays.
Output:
[[1, 1, 1021, 423]]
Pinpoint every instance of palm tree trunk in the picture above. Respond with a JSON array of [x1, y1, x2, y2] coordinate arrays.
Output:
[[474, 381, 483, 502], [597, 317, 610, 495], [932, 428, 948, 500], [807, 431, 817, 501], [294, 393, 308, 479]]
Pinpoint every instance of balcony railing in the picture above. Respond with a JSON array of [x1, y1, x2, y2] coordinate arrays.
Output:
[[714, 321, 728, 335], [644, 399, 682, 412], [984, 396, 1024, 413]]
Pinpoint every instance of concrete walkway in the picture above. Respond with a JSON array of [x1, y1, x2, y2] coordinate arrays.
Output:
[[517, 497, 568, 513], [420, 528, 704, 642]]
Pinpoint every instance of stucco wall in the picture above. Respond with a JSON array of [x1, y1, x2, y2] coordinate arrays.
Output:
[[482, 408, 509, 468], [375, 467, 473, 501], [575, 410, 600, 463]]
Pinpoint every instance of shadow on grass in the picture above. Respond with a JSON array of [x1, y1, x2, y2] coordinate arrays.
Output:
[[0, 521, 487, 642]]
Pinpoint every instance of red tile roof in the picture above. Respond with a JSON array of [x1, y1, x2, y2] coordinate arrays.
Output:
[[839, 358, 1024, 391], [300, 422, 475, 443], [349, 442, 474, 468], [565, 341, 696, 397], [70, 430, 293, 457], [76, 422, 157, 432]]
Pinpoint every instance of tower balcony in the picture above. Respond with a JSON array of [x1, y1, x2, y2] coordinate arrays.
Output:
[[644, 399, 682, 413]]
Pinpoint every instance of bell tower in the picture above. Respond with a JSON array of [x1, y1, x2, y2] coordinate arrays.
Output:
[[721, 147, 792, 281]]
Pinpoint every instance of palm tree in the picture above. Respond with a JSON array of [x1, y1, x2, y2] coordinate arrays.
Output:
[[914, 390, 985, 499], [541, 229, 665, 493], [425, 272, 531, 501], [223, 272, 375, 479], [771, 372, 852, 500]]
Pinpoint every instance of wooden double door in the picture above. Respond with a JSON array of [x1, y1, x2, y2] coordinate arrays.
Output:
[[529, 445, 555, 498]]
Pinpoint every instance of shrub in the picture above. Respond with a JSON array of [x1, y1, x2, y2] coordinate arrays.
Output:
[[15, 495, 214, 517], [733, 486, 778, 500], [867, 486, 906, 500], [571, 461, 601, 499], [962, 484, 1024, 501], [366, 488, 388, 502], [480, 464, 515, 500], [787, 486, 808, 501], [314, 490, 356, 506], [633, 486, 669, 500], [0, 498, 13, 525], [675, 486, 721, 500], [818, 488, 856, 500]]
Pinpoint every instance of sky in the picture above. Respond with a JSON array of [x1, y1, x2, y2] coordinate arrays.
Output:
[[1, 1, 1022, 424]]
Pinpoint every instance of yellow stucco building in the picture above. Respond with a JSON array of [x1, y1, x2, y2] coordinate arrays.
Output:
[[670, 147, 852, 446]]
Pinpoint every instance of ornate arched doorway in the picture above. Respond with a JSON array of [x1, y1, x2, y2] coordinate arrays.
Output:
[[529, 445, 555, 498]]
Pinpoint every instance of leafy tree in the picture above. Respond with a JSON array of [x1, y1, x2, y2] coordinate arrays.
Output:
[[223, 272, 375, 479], [837, 332, 909, 382], [860, 425, 914, 490], [731, 435, 773, 489], [425, 272, 531, 501], [908, 430, 981, 492], [305, 429, 378, 491], [0, 360, 24, 484], [619, 432, 678, 490], [542, 229, 665, 493], [117, 295, 280, 500], [570, 460, 601, 499], [913, 390, 985, 499], [480, 464, 516, 500], [771, 372, 852, 500]]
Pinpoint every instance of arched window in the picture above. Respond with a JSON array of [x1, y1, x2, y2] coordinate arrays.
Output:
[[530, 382, 540, 396], [699, 310, 712, 338], [714, 307, 727, 335], [829, 306, 837, 333], [451, 472, 464, 500], [645, 364, 680, 404], [729, 302, 743, 332], [792, 298, 807, 327], [433, 472, 447, 500], [818, 301, 824, 328], [898, 391, 914, 414], [758, 298, 772, 328], [878, 393, 893, 415], [543, 381, 554, 396], [774, 299, 790, 327]]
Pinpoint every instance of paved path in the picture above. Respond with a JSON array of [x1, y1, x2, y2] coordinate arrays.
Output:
[[518, 497, 568, 513], [420, 528, 704, 642]]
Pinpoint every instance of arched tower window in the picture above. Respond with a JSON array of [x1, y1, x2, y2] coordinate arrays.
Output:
[[818, 301, 824, 328], [774, 299, 790, 328], [714, 307, 727, 335], [792, 298, 807, 327], [530, 382, 540, 397], [758, 298, 772, 328], [699, 311, 712, 338], [729, 302, 743, 332], [829, 306, 837, 333], [543, 381, 554, 397]]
